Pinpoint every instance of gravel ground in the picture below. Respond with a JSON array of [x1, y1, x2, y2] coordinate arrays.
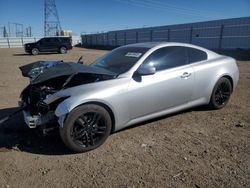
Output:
[[0, 47, 249, 188]]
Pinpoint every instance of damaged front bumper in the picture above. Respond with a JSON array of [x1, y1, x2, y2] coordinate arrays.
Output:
[[22, 110, 56, 128], [19, 101, 57, 128]]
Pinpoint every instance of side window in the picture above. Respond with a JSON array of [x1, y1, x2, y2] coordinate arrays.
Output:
[[43, 38, 57, 44], [39, 38, 45, 44], [42, 38, 50, 44], [143, 46, 188, 71], [50, 38, 58, 43], [61, 38, 65, 42], [187, 47, 207, 63]]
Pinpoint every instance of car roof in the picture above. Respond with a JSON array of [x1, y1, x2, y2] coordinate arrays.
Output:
[[125, 42, 202, 49], [125, 42, 166, 48], [43, 36, 70, 38], [124, 42, 218, 57]]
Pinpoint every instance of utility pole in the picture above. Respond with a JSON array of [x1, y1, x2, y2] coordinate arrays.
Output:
[[8, 22, 11, 37], [13, 23, 23, 37], [8, 22, 23, 37], [44, 0, 62, 36], [25, 26, 32, 37], [0, 26, 8, 37], [3, 26, 8, 37]]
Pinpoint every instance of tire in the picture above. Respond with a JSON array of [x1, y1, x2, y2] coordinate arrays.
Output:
[[31, 48, 39, 55], [59, 46, 67, 54], [59, 104, 112, 153], [209, 77, 232, 109]]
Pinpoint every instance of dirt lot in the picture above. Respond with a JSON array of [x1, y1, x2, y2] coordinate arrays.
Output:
[[0, 48, 249, 188]]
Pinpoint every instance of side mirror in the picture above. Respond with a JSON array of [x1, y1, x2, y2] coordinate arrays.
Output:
[[137, 64, 156, 75]]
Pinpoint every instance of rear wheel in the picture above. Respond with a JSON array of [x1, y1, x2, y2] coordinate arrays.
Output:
[[59, 104, 112, 152], [210, 77, 232, 109], [59, 46, 67, 54], [31, 48, 39, 55]]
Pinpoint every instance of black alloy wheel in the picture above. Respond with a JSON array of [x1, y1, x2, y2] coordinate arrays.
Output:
[[60, 104, 112, 152], [210, 77, 232, 109]]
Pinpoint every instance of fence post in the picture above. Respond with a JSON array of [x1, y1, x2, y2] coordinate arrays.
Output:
[[124, 32, 126, 45], [219, 24, 224, 49], [21, 37, 24, 46], [107, 33, 109, 46], [7, 37, 10, 48], [167, 29, 170, 42], [136, 31, 138, 43], [189, 26, 193, 44], [150, 30, 153, 42], [114, 33, 117, 46]]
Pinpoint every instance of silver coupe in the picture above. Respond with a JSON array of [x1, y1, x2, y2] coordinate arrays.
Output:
[[18, 42, 239, 152]]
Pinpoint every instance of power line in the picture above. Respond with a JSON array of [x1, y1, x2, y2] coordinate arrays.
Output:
[[114, 0, 219, 19], [145, 0, 222, 18]]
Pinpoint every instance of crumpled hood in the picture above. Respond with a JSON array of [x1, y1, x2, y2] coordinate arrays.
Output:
[[19, 61, 117, 85]]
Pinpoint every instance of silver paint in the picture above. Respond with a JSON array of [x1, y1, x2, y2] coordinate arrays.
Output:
[[37, 42, 240, 131]]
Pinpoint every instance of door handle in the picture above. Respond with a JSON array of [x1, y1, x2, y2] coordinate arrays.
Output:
[[181, 72, 191, 78]]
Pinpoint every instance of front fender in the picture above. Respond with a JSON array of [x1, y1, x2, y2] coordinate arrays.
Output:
[[55, 96, 116, 120]]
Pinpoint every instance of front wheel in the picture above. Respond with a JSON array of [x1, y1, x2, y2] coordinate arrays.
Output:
[[59, 104, 112, 153], [31, 48, 39, 55], [209, 77, 232, 109]]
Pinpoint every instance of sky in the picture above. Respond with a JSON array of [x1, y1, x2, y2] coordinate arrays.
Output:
[[0, 0, 250, 36]]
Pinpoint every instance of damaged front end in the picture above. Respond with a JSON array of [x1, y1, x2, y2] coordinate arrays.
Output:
[[19, 84, 69, 129], [19, 60, 116, 130]]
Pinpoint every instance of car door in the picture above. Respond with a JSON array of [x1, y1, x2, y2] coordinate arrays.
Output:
[[40, 38, 57, 52], [186, 47, 209, 101], [49, 38, 59, 51], [38, 38, 47, 52], [128, 46, 194, 120]]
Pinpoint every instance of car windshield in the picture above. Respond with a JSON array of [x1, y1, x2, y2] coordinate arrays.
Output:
[[91, 47, 149, 74]]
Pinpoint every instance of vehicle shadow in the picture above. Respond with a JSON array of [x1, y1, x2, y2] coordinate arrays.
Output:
[[0, 106, 210, 155], [0, 107, 71, 155], [12, 54, 31, 56]]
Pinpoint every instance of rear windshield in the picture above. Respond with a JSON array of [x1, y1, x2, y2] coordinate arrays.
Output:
[[91, 47, 149, 74]]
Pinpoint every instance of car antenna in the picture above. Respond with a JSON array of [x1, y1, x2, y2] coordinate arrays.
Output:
[[77, 56, 83, 64]]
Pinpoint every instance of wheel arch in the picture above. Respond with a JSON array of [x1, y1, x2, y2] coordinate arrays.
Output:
[[59, 45, 66, 49], [207, 73, 234, 104], [222, 75, 234, 92], [74, 101, 116, 133]]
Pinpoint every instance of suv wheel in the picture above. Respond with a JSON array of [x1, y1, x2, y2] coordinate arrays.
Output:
[[31, 48, 39, 55], [59, 46, 67, 54]]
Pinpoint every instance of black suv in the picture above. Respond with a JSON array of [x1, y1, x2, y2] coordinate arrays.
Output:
[[24, 37, 72, 55]]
